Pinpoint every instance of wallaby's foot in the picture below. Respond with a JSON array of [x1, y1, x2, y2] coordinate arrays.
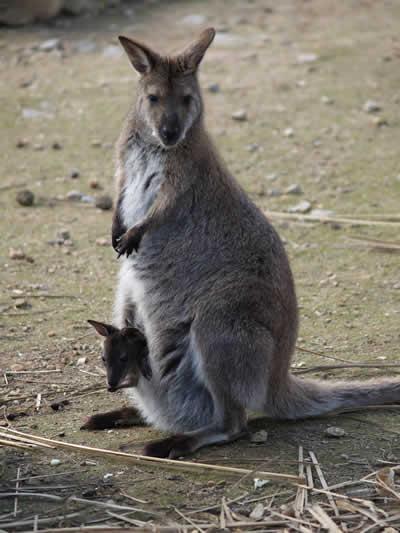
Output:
[[116, 226, 145, 257], [80, 407, 144, 431], [143, 434, 194, 459]]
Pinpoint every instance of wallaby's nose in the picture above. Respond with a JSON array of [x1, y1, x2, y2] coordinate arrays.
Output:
[[159, 115, 180, 146]]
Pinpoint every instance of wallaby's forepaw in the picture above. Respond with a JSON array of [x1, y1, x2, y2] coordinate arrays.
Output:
[[80, 413, 118, 431], [143, 434, 194, 459], [115, 226, 144, 258]]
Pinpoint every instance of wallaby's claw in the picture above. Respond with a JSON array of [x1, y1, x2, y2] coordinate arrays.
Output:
[[115, 228, 142, 258]]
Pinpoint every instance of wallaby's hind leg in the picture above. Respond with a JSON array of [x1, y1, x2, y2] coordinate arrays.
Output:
[[143, 309, 270, 458], [81, 407, 145, 431]]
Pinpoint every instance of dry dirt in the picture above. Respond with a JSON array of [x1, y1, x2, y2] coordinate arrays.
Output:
[[1, 0, 400, 529]]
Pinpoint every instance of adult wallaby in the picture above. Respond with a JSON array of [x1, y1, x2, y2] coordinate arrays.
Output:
[[98, 28, 400, 458]]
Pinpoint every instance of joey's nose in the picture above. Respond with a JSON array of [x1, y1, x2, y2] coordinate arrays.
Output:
[[159, 116, 180, 146]]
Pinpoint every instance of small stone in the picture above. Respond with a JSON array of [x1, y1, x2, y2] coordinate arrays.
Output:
[[285, 184, 303, 195], [393, 282, 400, 290], [250, 502, 265, 521], [363, 100, 381, 113], [15, 298, 30, 309], [16, 138, 29, 148], [283, 127, 294, 137], [371, 116, 388, 127], [181, 14, 207, 25], [10, 363, 24, 372], [89, 179, 102, 189], [39, 38, 61, 52], [297, 53, 318, 64], [324, 426, 346, 438], [267, 188, 282, 197], [207, 82, 220, 93], [250, 430, 268, 443], [91, 139, 102, 147], [266, 173, 278, 182], [52, 141, 62, 150], [81, 195, 95, 204], [48, 331, 56, 338], [288, 200, 312, 213], [9, 248, 26, 260], [95, 195, 113, 210], [254, 478, 270, 490], [321, 95, 333, 104], [246, 143, 259, 152], [16, 189, 34, 206], [57, 229, 70, 241], [69, 168, 80, 179], [231, 109, 247, 122], [96, 237, 109, 246], [50, 458, 61, 466], [76, 356, 87, 366], [66, 190, 82, 201], [33, 143, 45, 151]]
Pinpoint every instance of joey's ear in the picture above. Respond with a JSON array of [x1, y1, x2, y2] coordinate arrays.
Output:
[[177, 27, 215, 74], [88, 320, 117, 337], [118, 35, 159, 75]]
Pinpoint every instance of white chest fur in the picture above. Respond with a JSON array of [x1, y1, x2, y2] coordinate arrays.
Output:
[[120, 145, 166, 228]]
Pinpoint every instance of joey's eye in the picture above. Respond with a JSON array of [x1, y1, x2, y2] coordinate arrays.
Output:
[[183, 94, 192, 105], [148, 94, 159, 104]]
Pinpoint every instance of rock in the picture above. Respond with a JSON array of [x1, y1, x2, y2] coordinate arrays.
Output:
[[285, 184, 303, 195], [267, 188, 282, 197], [57, 229, 70, 241], [52, 141, 62, 150], [288, 200, 312, 214], [297, 53, 318, 64], [96, 237, 110, 246], [81, 195, 95, 204], [393, 282, 400, 290], [76, 356, 87, 366], [266, 173, 278, 182], [89, 179, 102, 189], [231, 109, 247, 122], [95, 195, 113, 210], [254, 478, 269, 490], [324, 426, 346, 438], [16, 138, 29, 148], [363, 100, 381, 113], [69, 168, 80, 179], [250, 430, 268, 443], [181, 14, 207, 25], [16, 189, 34, 206], [246, 143, 259, 152], [250, 503, 264, 521], [47, 331, 56, 338], [15, 299, 30, 309], [283, 127, 294, 137], [207, 82, 220, 93], [39, 38, 61, 52], [321, 95, 334, 104], [66, 190, 82, 201], [50, 458, 61, 466], [9, 249, 26, 260], [91, 139, 102, 148], [371, 116, 388, 127]]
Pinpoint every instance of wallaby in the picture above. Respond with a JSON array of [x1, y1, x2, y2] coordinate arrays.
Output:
[[97, 28, 400, 458], [81, 320, 151, 430]]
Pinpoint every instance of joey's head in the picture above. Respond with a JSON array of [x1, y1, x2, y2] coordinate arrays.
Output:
[[118, 28, 215, 148], [88, 320, 151, 392]]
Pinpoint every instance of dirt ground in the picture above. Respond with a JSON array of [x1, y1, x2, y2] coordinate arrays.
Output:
[[1, 0, 400, 530]]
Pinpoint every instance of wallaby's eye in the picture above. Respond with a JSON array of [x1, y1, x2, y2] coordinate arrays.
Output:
[[148, 94, 159, 104], [183, 94, 192, 106]]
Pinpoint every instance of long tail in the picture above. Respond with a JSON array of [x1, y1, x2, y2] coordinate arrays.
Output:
[[267, 374, 400, 420]]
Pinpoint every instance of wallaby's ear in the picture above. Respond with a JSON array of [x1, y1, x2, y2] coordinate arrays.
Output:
[[177, 27, 215, 73], [118, 35, 159, 75], [88, 320, 117, 337]]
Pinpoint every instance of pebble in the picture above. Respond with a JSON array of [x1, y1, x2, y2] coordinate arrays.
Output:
[[324, 426, 346, 438], [246, 143, 259, 152], [207, 82, 220, 93], [69, 168, 80, 179], [81, 195, 95, 204], [47, 331, 56, 338], [39, 38, 61, 52], [297, 53, 319, 64], [15, 298, 30, 309], [9, 248, 26, 260], [96, 237, 109, 246], [249, 503, 265, 521], [285, 184, 303, 195], [52, 141, 62, 150], [266, 173, 278, 182], [267, 188, 282, 197], [16, 189, 34, 206], [363, 100, 381, 113], [393, 282, 400, 290], [181, 14, 207, 25], [16, 138, 29, 148], [254, 478, 270, 490], [231, 109, 247, 122], [95, 195, 113, 210], [57, 229, 70, 241], [321, 95, 334, 104], [50, 458, 61, 466], [250, 430, 268, 443], [76, 356, 87, 366], [89, 179, 102, 189], [283, 127, 294, 137], [371, 116, 388, 127], [91, 139, 102, 148], [288, 200, 311, 213], [66, 190, 82, 201]]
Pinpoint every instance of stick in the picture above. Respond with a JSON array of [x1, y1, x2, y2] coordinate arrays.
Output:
[[265, 211, 400, 228], [3, 428, 303, 484], [13, 466, 21, 517], [308, 504, 342, 533], [309, 451, 341, 522], [293, 362, 400, 375]]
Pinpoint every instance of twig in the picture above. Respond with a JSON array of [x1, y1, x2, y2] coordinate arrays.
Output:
[[293, 362, 400, 375], [175, 507, 206, 532], [296, 345, 354, 364], [265, 210, 400, 227], [308, 504, 342, 532], [309, 451, 341, 523], [13, 466, 21, 517]]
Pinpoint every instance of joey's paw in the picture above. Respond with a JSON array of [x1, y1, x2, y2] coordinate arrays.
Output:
[[80, 414, 116, 431], [115, 228, 143, 258], [80, 416, 98, 431], [143, 434, 194, 459]]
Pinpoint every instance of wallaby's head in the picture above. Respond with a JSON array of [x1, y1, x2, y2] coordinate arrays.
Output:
[[88, 320, 151, 391], [118, 28, 215, 148]]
